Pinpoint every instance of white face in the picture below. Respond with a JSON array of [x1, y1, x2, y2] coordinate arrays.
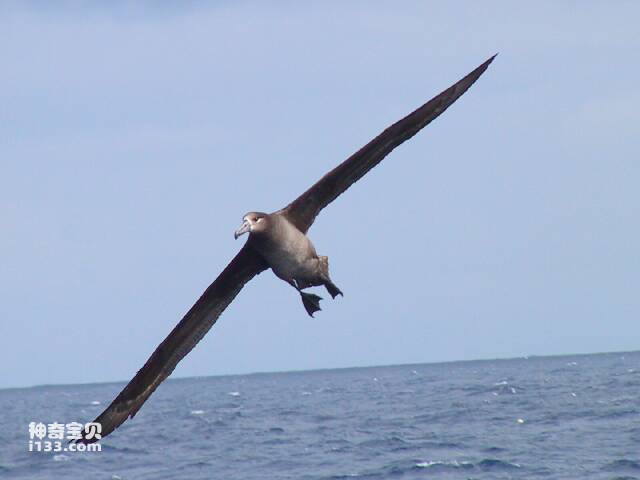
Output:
[[244, 213, 263, 225], [234, 212, 267, 239]]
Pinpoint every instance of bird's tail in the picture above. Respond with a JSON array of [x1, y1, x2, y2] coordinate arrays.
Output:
[[318, 256, 331, 277]]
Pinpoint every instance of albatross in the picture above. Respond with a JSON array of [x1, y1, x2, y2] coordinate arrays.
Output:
[[77, 55, 495, 443]]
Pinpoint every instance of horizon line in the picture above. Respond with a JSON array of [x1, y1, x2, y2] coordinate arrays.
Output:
[[3, 347, 638, 392]]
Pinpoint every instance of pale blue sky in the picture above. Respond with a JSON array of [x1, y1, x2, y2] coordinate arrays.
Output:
[[2, 2, 639, 389]]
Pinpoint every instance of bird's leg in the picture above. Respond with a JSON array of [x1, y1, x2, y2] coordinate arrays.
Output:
[[316, 256, 343, 299], [290, 279, 323, 317], [323, 279, 343, 299]]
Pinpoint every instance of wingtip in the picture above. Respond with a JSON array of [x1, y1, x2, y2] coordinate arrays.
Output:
[[479, 53, 498, 70], [459, 53, 497, 89]]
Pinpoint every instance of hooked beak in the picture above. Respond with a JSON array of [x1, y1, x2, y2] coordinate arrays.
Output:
[[234, 220, 251, 240]]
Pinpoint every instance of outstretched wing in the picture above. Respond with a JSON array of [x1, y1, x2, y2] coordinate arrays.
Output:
[[77, 244, 267, 443], [280, 55, 496, 233]]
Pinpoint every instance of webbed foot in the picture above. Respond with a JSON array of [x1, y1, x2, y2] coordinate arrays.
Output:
[[324, 280, 343, 299], [300, 292, 323, 317]]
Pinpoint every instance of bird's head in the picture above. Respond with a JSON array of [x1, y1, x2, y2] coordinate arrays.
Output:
[[234, 212, 269, 239]]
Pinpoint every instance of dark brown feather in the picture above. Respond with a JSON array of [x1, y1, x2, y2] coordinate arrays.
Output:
[[77, 245, 267, 443], [280, 55, 496, 233], [76, 56, 495, 443]]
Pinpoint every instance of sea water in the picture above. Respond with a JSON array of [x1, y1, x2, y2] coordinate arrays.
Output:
[[1, 351, 639, 479]]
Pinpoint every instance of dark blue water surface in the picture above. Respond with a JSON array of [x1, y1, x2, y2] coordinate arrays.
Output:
[[1, 351, 639, 479]]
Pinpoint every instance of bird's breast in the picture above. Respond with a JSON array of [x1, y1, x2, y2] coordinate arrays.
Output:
[[251, 218, 318, 281]]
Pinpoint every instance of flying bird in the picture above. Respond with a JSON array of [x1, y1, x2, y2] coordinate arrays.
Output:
[[77, 55, 495, 443]]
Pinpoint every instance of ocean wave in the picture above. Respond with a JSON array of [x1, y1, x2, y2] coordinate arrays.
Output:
[[343, 457, 524, 478], [603, 459, 640, 472], [482, 446, 507, 453], [357, 435, 412, 451], [416, 459, 474, 470], [478, 458, 522, 470], [416, 458, 521, 471], [596, 408, 639, 421]]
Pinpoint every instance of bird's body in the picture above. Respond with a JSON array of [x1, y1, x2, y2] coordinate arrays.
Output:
[[236, 212, 342, 315], [247, 212, 318, 282], [75, 55, 496, 443]]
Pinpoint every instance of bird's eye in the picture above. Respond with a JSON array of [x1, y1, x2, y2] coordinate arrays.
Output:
[[255, 217, 262, 222]]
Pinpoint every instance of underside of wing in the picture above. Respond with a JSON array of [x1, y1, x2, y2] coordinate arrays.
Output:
[[281, 55, 496, 233], [77, 244, 267, 443]]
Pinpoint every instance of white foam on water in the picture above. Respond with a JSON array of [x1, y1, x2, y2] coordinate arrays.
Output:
[[228, 391, 240, 396], [53, 454, 70, 462], [190, 410, 204, 415], [90, 401, 101, 405], [416, 460, 472, 468]]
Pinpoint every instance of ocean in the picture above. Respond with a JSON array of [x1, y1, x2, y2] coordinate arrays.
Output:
[[1, 351, 639, 479]]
